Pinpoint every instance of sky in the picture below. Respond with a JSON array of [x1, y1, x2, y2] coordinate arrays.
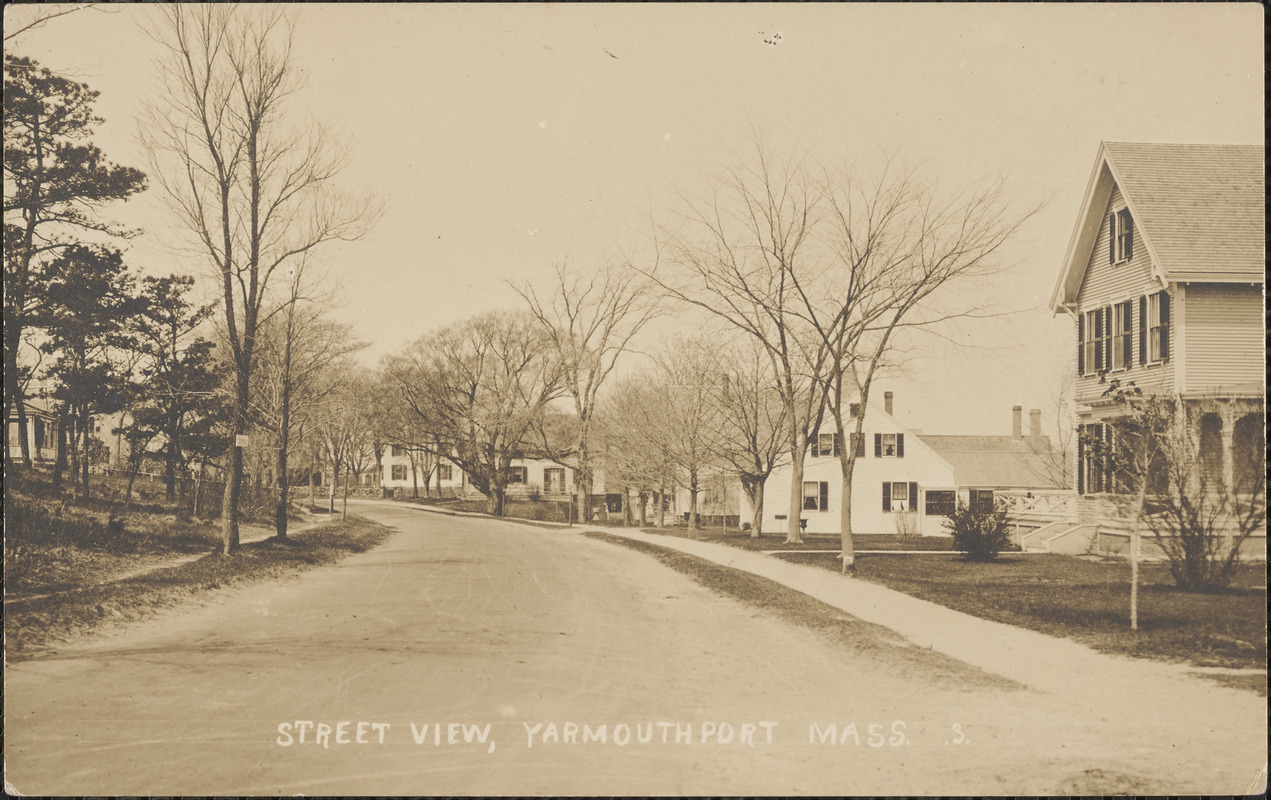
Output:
[[7, 3, 1263, 436]]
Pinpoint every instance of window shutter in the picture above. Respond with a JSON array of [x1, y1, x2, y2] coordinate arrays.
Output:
[[882, 481, 891, 512], [909, 482, 918, 510], [849, 403, 861, 418], [1159, 291, 1170, 361], [1138, 295, 1147, 365], [896, 433, 905, 458], [1109, 215, 1116, 263], [1077, 315, 1085, 375], [1093, 308, 1103, 370], [819, 482, 829, 511], [1103, 305, 1113, 370], [1077, 430, 1085, 495], [1122, 301, 1133, 366], [810, 437, 819, 457], [1124, 213, 1133, 260], [833, 433, 842, 457], [874, 433, 882, 457], [856, 433, 866, 458]]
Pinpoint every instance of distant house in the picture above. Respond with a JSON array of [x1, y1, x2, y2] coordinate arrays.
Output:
[[1048, 141, 1265, 555], [751, 392, 1063, 536], [378, 447, 589, 503], [6, 400, 59, 464]]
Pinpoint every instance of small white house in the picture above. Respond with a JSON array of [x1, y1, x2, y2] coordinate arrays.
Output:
[[754, 392, 958, 536]]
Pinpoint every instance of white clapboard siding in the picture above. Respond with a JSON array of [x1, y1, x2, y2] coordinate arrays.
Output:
[[1184, 283, 1264, 390], [1074, 185, 1175, 401], [760, 402, 957, 536]]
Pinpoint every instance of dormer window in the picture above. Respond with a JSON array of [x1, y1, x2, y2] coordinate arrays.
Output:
[[1110, 207, 1133, 264]]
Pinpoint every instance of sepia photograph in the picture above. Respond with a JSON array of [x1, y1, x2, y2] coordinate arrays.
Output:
[[4, 2, 1265, 796]]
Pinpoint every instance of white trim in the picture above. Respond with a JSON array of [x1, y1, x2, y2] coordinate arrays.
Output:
[[1174, 283, 1187, 392]]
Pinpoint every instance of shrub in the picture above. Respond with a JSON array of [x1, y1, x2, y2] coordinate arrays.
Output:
[[944, 500, 1012, 561]]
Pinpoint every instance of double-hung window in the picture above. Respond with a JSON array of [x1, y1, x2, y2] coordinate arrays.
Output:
[[1111, 300, 1132, 370], [803, 481, 829, 511], [1111, 207, 1133, 264], [438, 464, 453, 481], [391, 464, 407, 481], [508, 466, 527, 484], [1147, 291, 1170, 362], [1082, 308, 1105, 374]]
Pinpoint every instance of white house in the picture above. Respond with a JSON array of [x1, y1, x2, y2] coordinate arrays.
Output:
[[378, 448, 587, 503], [754, 392, 959, 536]]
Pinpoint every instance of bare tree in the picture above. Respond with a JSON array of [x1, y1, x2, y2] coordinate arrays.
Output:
[[514, 260, 658, 523], [382, 311, 562, 516], [141, 5, 379, 553], [813, 161, 1037, 571], [596, 374, 679, 528], [253, 287, 363, 538], [709, 336, 792, 536], [648, 145, 831, 543]]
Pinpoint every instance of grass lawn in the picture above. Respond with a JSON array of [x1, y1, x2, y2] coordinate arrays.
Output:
[[5, 510, 393, 661], [640, 528, 963, 552], [582, 531, 1018, 693], [780, 551, 1267, 680]]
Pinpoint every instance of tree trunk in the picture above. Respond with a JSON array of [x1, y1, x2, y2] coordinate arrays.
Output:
[[745, 477, 764, 538], [4, 340, 32, 467], [688, 478, 699, 531], [79, 413, 91, 500], [341, 464, 349, 519], [328, 459, 337, 513], [274, 340, 293, 540], [164, 432, 178, 501], [840, 461, 857, 573], [52, 412, 68, 492], [221, 371, 249, 554], [638, 491, 648, 527], [786, 437, 806, 544], [193, 459, 206, 519]]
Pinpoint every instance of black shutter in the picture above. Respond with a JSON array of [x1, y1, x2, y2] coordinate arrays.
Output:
[[833, 433, 842, 456], [819, 482, 829, 512], [1077, 429, 1085, 495], [882, 482, 891, 512], [896, 433, 905, 458], [810, 437, 819, 457], [874, 433, 882, 457], [1109, 214, 1116, 263], [909, 482, 918, 511], [1138, 295, 1147, 365], [1122, 301, 1133, 366], [849, 403, 860, 418], [1124, 212, 1133, 260], [1159, 291, 1170, 361], [1093, 309, 1102, 370], [1077, 315, 1085, 375], [1103, 305, 1113, 370]]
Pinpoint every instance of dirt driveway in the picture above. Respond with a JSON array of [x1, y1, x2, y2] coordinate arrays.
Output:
[[4, 501, 1265, 795]]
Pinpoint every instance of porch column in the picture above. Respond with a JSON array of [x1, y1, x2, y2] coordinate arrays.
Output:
[[1220, 400, 1235, 492]]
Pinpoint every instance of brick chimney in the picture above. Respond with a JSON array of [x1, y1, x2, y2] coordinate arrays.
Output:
[[1012, 406, 1023, 439], [1029, 409, 1042, 441], [884, 391, 894, 416]]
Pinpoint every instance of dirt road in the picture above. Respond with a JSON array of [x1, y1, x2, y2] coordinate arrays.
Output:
[[5, 501, 1265, 795]]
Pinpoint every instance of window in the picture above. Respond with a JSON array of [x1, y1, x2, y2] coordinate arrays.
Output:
[[1111, 300, 1132, 370], [391, 464, 407, 481], [814, 432, 841, 457], [925, 490, 956, 516], [882, 481, 918, 512], [969, 489, 995, 512], [544, 467, 566, 494], [1077, 423, 1110, 494], [849, 403, 861, 418], [438, 464, 453, 481], [1110, 207, 1134, 263], [508, 466, 527, 484], [1082, 307, 1112, 374], [1147, 291, 1170, 362], [391, 444, 407, 457], [874, 432, 904, 457], [1233, 413, 1265, 495], [802, 481, 829, 511]]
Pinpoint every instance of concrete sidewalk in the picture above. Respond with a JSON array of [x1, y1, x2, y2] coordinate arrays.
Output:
[[584, 526, 1263, 696]]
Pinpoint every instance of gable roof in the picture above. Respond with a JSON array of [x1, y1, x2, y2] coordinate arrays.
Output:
[[921, 434, 1066, 490], [1050, 141, 1265, 311]]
